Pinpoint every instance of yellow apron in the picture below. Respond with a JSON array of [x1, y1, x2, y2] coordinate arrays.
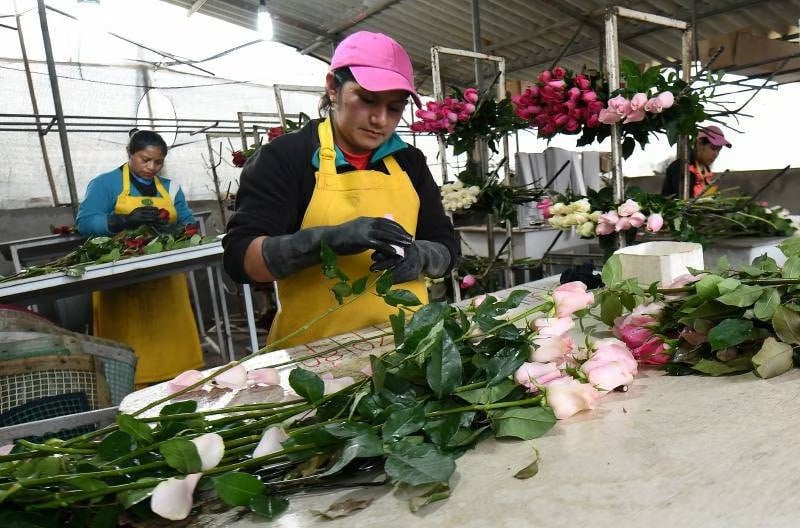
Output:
[[92, 164, 203, 384], [268, 118, 429, 348]]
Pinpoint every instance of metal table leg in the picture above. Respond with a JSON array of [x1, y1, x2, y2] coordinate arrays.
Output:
[[205, 266, 225, 358], [214, 267, 236, 363], [186, 271, 207, 339], [242, 283, 260, 353]]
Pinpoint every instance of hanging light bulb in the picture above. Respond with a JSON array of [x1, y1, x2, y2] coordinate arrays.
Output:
[[257, 0, 273, 40]]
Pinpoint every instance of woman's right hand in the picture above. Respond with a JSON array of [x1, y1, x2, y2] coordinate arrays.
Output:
[[107, 206, 162, 233]]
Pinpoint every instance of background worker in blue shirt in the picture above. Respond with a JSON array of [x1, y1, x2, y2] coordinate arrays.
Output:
[[76, 130, 203, 384]]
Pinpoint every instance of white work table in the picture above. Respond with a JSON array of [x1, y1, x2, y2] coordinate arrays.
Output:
[[118, 275, 800, 527]]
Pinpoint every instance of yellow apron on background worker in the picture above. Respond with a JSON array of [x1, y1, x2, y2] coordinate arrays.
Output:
[[268, 118, 429, 348], [92, 163, 203, 384]]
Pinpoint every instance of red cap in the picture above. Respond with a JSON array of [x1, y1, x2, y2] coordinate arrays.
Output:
[[331, 31, 421, 107]]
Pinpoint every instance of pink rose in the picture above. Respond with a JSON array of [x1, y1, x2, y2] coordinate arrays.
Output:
[[598, 108, 622, 124], [607, 95, 631, 116], [582, 91, 598, 102], [595, 221, 615, 236], [531, 335, 575, 363], [643, 97, 663, 113], [536, 197, 554, 219], [598, 210, 620, 224], [632, 337, 671, 366], [615, 216, 632, 231], [416, 109, 437, 121], [552, 281, 595, 318], [583, 361, 635, 391], [617, 199, 641, 217], [463, 87, 479, 104], [630, 92, 648, 111], [151, 474, 203, 520], [574, 75, 590, 90], [656, 91, 674, 109], [667, 273, 705, 288], [545, 377, 601, 419], [463, 102, 476, 114], [552, 66, 567, 79], [168, 370, 205, 394], [624, 108, 646, 123], [460, 274, 477, 289], [514, 362, 563, 393], [646, 213, 664, 233], [628, 211, 646, 228], [589, 337, 638, 373], [534, 317, 575, 337], [538, 70, 553, 83]]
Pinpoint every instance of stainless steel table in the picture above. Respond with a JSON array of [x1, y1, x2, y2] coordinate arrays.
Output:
[[0, 242, 240, 362]]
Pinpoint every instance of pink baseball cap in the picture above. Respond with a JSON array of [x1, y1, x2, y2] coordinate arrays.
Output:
[[698, 125, 732, 148], [330, 31, 421, 107]]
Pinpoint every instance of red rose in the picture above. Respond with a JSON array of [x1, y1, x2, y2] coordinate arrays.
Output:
[[158, 208, 170, 221], [232, 151, 247, 168], [185, 224, 199, 237], [267, 126, 284, 142]]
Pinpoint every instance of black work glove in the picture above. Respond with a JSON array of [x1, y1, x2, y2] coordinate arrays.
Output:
[[369, 240, 452, 284], [107, 206, 161, 233], [261, 216, 413, 280]]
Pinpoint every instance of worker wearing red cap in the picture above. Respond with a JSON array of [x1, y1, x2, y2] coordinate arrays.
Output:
[[224, 31, 457, 348], [662, 125, 732, 198]]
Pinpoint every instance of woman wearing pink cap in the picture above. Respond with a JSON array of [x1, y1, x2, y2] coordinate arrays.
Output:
[[661, 124, 732, 198], [224, 31, 457, 347]]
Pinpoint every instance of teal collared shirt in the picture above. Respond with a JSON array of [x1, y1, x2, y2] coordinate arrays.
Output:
[[311, 131, 408, 169]]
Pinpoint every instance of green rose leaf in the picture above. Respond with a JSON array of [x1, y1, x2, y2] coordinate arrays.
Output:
[[288, 368, 324, 403], [695, 275, 723, 299], [599, 292, 623, 326], [717, 277, 741, 294], [779, 237, 800, 259], [691, 356, 754, 376], [381, 404, 425, 440], [213, 472, 265, 507], [484, 346, 526, 387], [753, 288, 781, 321], [159, 401, 198, 416], [144, 240, 163, 255], [385, 441, 456, 486], [14, 457, 61, 480], [97, 430, 135, 461], [118, 477, 159, 509], [250, 495, 289, 519], [601, 254, 622, 287], [376, 271, 393, 295], [384, 289, 422, 307], [351, 275, 369, 295], [772, 306, 800, 344], [456, 378, 518, 405], [752, 336, 794, 379], [781, 255, 800, 278], [490, 406, 557, 440], [389, 308, 406, 345], [159, 438, 202, 474], [716, 284, 764, 307], [422, 412, 462, 448], [425, 321, 462, 398], [708, 319, 753, 350], [321, 432, 383, 476], [116, 414, 153, 445], [408, 483, 451, 513], [514, 446, 541, 479]]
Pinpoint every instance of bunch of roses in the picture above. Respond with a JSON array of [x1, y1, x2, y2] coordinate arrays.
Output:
[[598, 91, 675, 125], [509, 281, 639, 419], [410, 87, 479, 134], [612, 303, 671, 366], [441, 179, 481, 212], [595, 199, 664, 236], [543, 198, 600, 238], [511, 66, 603, 138]]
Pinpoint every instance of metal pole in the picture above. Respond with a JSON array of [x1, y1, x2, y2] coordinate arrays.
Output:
[[679, 26, 694, 200], [471, 0, 482, 91], [15, 0, 59, 207], [603, 9, 624, 205], [36, 0, 79, 214], [431, 47, 449, 183]]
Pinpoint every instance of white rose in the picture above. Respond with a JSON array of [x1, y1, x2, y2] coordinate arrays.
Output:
[[577, 221, 596, 237]]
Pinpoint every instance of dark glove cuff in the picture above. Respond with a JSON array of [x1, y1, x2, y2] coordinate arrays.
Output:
[[261, 228, 330, 280], [416, 240, 452, 278], [107, 214, 126, 233]]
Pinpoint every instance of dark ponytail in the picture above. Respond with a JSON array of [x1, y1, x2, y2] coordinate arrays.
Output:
[[128, 130, 168, 156], [318, 67, 355, 116]]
